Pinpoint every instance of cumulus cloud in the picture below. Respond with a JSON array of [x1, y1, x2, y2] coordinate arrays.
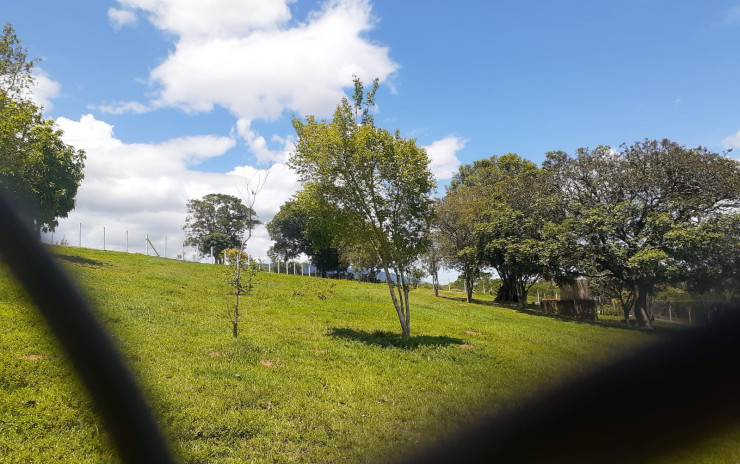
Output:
[[108, 7, 138, 30], [722, 129, 740, 150], [236, 118, 295, 164], [106, 0, 397, 140], [50, 114, 300, 259], [27, 69, 61, 111], [423, 136, 466, 180]]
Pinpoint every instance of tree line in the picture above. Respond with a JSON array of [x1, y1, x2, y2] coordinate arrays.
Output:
[[184, 77, 739, 336], [263, 80, 740, 333]]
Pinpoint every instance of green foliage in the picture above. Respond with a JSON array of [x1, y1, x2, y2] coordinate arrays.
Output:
[[547, 139, 740, 326], [266, 193, 345, 275], [183, 193, 259, 264], [0, 24, 85, 234], [289, 77, 436, 337]]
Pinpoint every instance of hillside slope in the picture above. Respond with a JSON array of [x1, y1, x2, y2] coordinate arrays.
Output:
[[0, 246, 736, 463]]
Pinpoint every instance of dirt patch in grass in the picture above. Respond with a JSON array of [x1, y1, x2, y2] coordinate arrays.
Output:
[[464, 330, 481, 336], [20, 354, 45, 361], [260, 359, 274, 367]]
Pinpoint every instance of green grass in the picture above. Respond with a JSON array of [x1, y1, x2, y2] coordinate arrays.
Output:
[[1, 246, 738, 463]]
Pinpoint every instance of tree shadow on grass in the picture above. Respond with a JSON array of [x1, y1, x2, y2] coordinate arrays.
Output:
[[54, 254, 103, 268], [328, 328, 465, 350]]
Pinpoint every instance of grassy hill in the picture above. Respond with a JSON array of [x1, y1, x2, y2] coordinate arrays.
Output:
[[0, 246, 737, 463]]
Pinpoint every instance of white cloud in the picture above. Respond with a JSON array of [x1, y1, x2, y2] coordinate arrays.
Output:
[[236, 118, 295, 164], [108, 7, 138, 30], [109, 0, 396, 120], [722, 130, 740, 150], [50, 114, 300, 259], [423, 136, 466, 180], [94, 100, 152, 115], [27, 69, 61, 111]]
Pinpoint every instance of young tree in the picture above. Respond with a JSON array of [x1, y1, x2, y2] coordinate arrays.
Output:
[[547, 140, 740, 328], [289, 77, 435, 337], [421, 233, 443, 296], [182, 193, 258, 264], [0, 24, 85, 235], [228, 173, 267, 337]]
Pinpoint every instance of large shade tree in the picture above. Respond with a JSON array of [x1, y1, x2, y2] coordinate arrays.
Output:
[[477, 164, 575, 308], [183, 193, 259, 264], [546, 139, 740, 328], [266, 192, 345, 277], [447, 153, 547, 304], [0, 24, 85, 235], [289, 77, 435, 337]]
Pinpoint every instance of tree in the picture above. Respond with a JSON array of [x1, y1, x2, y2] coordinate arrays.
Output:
[[0, 24, 85, 235], [266, 192, 346, 277], [182, 193, 258, 264], [476, 163, 575, 308], [435, 191, 483, 303], [446, 153, 545, 304], [289, 77, 435, 337], [547, 139, 740, 328], [421, 233, 443, 296]]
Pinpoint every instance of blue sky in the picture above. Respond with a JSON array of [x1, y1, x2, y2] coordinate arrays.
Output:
[[5, 0, 740, 271]]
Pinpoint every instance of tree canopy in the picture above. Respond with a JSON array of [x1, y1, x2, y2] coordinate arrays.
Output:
[[546, 139, 740, 327], [288, 77, 435, 337], [0, 24, 85, 235], [183, 193, 259, 264]]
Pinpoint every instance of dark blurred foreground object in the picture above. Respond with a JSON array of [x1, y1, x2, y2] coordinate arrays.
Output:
[[1, 189, 738, 464], [402, 307, 740, 464], [0, 192, 174, 463]]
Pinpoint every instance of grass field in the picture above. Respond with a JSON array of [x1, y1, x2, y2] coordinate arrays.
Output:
[[1, 246, 738, 463]]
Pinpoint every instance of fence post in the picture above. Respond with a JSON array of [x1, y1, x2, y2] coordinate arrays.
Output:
[[688, 307, 692, 325], [668, 303, 672, 322]]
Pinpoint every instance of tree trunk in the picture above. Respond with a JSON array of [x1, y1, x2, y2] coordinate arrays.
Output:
[[432, 272, 439, 297], [518, 281, 527, 309], [382, 263, 410, 338], [633, 280, 654, 329], [495, 272, 519, 303], [232, 253, 241, 337], [465, 275, 474, 303]]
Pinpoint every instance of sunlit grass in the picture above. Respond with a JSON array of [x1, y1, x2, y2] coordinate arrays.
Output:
[[0, 246, 737, 463]]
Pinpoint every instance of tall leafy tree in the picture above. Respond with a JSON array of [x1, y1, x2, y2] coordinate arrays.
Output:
[[447, 153, 545, 304], [477, 165, 574, 308], [435, 191, 483, 303], [547, 139, 740, 328], [0, 24, 85, 235], [182, 193, 259, 264], [289, 77, 435, 337]]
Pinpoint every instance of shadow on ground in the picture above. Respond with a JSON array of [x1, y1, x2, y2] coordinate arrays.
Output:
[[328, 327, 465, 349], [54, 254, 103, 268], [438, 294, 671, 334]]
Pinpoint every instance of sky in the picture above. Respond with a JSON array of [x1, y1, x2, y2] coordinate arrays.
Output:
[[5, 0, 740, 277]]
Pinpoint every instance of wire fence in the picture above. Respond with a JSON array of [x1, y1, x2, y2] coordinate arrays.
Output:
[[43, 222, 337, 278]]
